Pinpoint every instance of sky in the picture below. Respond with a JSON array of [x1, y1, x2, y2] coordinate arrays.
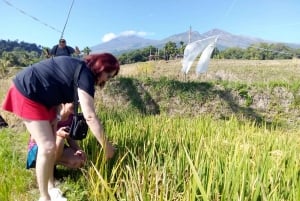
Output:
[[0, 0, 299, 49]]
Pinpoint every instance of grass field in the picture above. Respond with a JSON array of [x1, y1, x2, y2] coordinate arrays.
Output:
[[0, 59, 300, 201]]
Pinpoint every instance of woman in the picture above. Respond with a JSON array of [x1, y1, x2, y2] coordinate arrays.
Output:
[[1, 53, 119, 201]]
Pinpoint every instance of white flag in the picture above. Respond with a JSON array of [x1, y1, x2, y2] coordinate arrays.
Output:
[[181, 36, 218, 74], [196, 38, 217, 75]]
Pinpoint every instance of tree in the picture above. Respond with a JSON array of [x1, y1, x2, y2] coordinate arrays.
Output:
[[293, 48, 300, 58], [1, 51, 16, 67], [179, 41, 185, 55], [220, 47, 245, 59], [164, 41, 178, 60], [0, 58, 10, 76], [82, 47, 91, 55]]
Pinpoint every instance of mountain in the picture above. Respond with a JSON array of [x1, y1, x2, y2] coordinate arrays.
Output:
[[91, 35, 160, 55], [91, 28, 300, 55]]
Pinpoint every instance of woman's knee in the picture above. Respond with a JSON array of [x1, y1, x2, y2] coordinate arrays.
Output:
[[38, 141, 56, 156]]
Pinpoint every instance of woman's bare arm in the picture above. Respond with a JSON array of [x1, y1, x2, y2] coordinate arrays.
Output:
[[77, 88, 115, 159]]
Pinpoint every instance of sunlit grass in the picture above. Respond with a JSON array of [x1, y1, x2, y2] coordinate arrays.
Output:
[[76, 111, 300, 201], [1, 101, 299, 201], [1, 59, 300, 200], [0, 129, 37, 201]]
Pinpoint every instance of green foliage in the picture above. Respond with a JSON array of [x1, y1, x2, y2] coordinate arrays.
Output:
[[118, 42, 297, 64], [2, 81, 300, 200], [0, 129, 36, 201], [144, 76, 214, 102], [82, 46, 91, 55], [118, 41, 183, 64], [118, 49, 149, 64], [233, 83, 253, 106], [218, 43, 294, 60], [164, 41, 178, 59], [0, 39, 44, 67], [0, 39, 42, 55], [79, 112, 300, 201]]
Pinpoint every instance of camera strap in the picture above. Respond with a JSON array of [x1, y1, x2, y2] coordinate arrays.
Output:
[[73, 62, 83, 116]]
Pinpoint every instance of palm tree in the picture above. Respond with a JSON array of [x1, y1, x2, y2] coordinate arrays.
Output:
[[82, 47, 91, 55]]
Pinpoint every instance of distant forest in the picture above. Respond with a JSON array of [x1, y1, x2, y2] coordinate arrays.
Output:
[[0, 39, 46, 68], [118, 41, 300, 64], [0, 39, 42, 55]]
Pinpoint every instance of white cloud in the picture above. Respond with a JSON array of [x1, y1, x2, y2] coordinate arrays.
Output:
[[101, 30, 150, 42], [101, 32, 117, 42], [120, 30, 147, 37]]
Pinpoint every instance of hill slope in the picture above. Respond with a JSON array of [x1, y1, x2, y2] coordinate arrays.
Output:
[[98, 59, 300, 129]]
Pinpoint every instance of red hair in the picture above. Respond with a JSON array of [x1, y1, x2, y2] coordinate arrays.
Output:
[[84, 53, 120, 77]]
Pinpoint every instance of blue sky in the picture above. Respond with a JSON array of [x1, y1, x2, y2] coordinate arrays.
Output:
[[0, 0, 299, 49]]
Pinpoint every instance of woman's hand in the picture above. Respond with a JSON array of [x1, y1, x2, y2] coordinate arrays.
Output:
[[104, 140, 115, 159]]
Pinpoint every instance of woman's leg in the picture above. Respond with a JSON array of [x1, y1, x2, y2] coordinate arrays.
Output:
[[48, 119, 58, 190], [24, 120, 56, 201]]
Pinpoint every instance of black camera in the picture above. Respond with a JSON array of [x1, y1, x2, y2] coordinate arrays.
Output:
[[69, 113, 88, 140], [64, 127, 70, 132]]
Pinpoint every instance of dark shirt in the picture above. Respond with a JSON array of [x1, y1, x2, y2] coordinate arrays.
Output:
[[50, 45, 75, 56], [13, 56, 95, 108], [58, 114, 73, 129]]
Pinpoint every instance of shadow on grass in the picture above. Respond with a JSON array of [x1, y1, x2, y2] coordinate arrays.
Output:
[[54, 165, 82, 181], [110, 77, 273, 127], [112, 77, 160, 115]]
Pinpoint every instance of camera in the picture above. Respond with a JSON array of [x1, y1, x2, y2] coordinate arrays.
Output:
[[64, 127, 70, 132]]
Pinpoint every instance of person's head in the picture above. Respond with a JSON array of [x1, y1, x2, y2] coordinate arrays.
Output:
[[84, 53, 120, 88], [59, 38, 66, 47]]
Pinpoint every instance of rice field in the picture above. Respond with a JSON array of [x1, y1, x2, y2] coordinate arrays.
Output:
[[78, 112, 300, 201], [0, 59, 300, 200]]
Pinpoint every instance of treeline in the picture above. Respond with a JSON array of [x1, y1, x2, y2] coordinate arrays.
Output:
[[0, 39, 42, 55], [0, 40, 92, 69], [1, 39, 300, 68], [0, 39, 45, 67], [216, 43, 298, 60], [118, 41, 300, 64]]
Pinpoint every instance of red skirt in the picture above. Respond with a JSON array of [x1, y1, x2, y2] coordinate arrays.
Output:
[[1, 84, 56, 120]]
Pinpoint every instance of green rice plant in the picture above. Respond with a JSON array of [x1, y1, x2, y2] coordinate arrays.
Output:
[[75, 111, 300, 201], [2, 106, 300, 200]]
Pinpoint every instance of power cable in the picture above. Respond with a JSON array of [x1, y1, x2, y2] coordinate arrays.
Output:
[[60, 0, 75, 39], [2, 0, 62, 34]]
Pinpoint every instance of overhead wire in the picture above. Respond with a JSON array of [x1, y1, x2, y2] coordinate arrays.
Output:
[[60, 0, 75, 39], [2, 0, 76, 40], [2, 0, 62, 34]]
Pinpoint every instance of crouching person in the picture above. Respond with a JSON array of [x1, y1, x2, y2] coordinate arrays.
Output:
[[27, 103, 87, 170]]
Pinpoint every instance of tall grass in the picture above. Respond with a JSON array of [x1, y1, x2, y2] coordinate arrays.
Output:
[[1, 102, 299, 201], [0, 129, 37, 201], [76, 110, 300, 201]]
